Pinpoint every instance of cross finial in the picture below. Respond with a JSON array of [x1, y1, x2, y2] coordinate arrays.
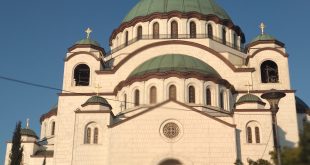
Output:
[[245, 81, 253, 94], [94, 83, 102, 96], [26, 118, 30, 129], [85, 28, 92, 39], [260, 22, 266, 35]]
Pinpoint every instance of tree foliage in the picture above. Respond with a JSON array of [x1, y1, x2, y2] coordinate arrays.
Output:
[[9, 121, 23, 165], [247, 158, 272, 165]]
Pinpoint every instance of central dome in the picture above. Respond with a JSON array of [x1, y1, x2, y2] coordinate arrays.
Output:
[[123, 0, 231, 23], [129, 54, 220, 78]]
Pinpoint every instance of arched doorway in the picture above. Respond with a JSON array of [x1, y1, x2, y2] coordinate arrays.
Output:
[[159, 159, 182, 165]]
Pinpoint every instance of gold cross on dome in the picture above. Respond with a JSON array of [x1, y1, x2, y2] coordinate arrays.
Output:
[[85, 28, 92, 39], [260, 22, 266, 35], [245, 81, 253, 94], [26, 118, 30, 128], [94, 83, 102, 96]]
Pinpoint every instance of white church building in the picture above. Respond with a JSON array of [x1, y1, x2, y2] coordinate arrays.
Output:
[[4, 0, 310, 164]]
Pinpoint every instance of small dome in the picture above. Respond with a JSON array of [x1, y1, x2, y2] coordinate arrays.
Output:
[[250, 34, 276, 43], [21, 128, 38, 139], [296, 96, 309, 114], [83, 96, 112, 109], [236, 94, 265, 105], [129, 54, 220, 78], [40, 104, 58, 123], [123, 0, 231, 23], [75, 38, 100, 47]]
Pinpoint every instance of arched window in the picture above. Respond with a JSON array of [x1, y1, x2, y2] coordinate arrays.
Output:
[[207, 24, 213, 39], [85, 127, 91, 144], [153, 22, 160, 39], [261, 60, 279, 83], [255, 127, 260, 143], [93, 128, 98, 144], [124, 94, 127, 110], [51, 121, 56, 136], [206, 88, 211, 106], [74, 64, 90, 86], [169, 85, 177, 100], [137, 26, 143, 40], [150, 86, 157, 104], [134, 90, 140, 106], [125, 31, 129, 46], [190, 21, 196, 38], [233, 33, 238, 49], [188, 86, 195, 103], [222, 28, 226, 45], [171, 21, 178, 39], [247, 127, 253, 143], [159, 159, 182, 165], [220, 91, 225, 109]]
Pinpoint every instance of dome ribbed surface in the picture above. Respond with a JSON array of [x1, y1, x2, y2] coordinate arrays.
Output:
[[75, 38, 100, 47], [296, 96, 309, 114], [83, 96, 111, 108], [21, 128, 38, 139], [123, 0, 231, 23], [129, 54, 220, 78], [251, 34, 276, 43], [237, 94, 264, 104]]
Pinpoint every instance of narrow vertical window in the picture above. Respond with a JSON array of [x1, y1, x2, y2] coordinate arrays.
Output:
[[255, 127, 260, 143], [51, 121, 55, 136], [74, 64, 90, 86], [206, 88, 211, 106], [153, 22, 160, 39], [134, 90, 140, 106], [247, 127, 253, 143], [125, 31, 129, 46], [150, 86, 157, 104], [233, 33, 238, 49], [86, 128, 91, 144], [171, 21, 178, 39], [208, 24, 213, 39], [222, 28, 226, 45], [93, 128, 98, 144], [261, 60, 279, 83], [220, 91, 224, 109], [189, 86, 195, 103], [124, 94, 127, 110], [190, 21, 196, 38], [137, 26, 142, 40], [169, 85, 177, 100]]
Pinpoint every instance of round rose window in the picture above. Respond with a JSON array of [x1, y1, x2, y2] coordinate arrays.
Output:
[[163, 122, 180, 139]]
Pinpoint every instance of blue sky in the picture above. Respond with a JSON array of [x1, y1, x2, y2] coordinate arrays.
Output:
[[0, 0, 309, 163]]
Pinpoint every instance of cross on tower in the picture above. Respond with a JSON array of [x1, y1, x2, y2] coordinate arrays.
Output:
[[94, 83, 102, 96], [26, 118, 30, 129], [85, 28, 92, 39], [245, 81, 253, 94], [260, 22, 266, 35]]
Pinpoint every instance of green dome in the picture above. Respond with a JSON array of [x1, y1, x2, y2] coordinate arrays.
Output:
[[129, 54, 220, 78], [75, 38, 100, 47], [123, 0, 231, 23], [296, 96, 309, 114], [21, 128, 38, 139], [236, 94, 265, 105], [251, 34, 276, 43], [83, 96, 112, 109]]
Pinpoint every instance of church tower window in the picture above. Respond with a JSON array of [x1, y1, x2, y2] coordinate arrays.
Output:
[[171, 21, 178, 39], [134, 89, 140, 106], [137, 26, 142, 40], [74, 64, 90, 86], [169, 85, 177, 100], [255, 127, 261, 143], [222, 28, 226, 45], [188, 86, 195, 103], [150, 86, 157, 104], [190, 21, 197, 38], [206, 88, 212, 106], [261, 60, 279, 83], [153, 22, 160, 39], [51, 121, 55, 136], [208, 24, 213, 39], [85, 127, 91, 144], [247, 127, 253, 143], [93, 128, 98, 144]]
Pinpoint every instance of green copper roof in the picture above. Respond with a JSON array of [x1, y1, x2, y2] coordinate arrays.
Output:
[[129, 54, 220, 78], [75, 38, 100, 47], [236, 94, 264, 105], [123, 0, 231, 23], [83, 96, 112, 109], [296, 96, 309, 113], [251, 34, 276, 43], [21, 128, 38, 139]]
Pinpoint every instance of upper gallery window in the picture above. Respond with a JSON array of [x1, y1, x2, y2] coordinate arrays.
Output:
[[153, 22, 160, 39], [137, 26, 142, 40], [169, 85, 177, 100], [188, 86, 196, 103], [190, 21, 197, 38], [207, 24, 213, 39], [171, 21, 178, 39]]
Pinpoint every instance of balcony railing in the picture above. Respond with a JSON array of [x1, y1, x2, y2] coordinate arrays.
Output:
[[106, 34, 245, 55]]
